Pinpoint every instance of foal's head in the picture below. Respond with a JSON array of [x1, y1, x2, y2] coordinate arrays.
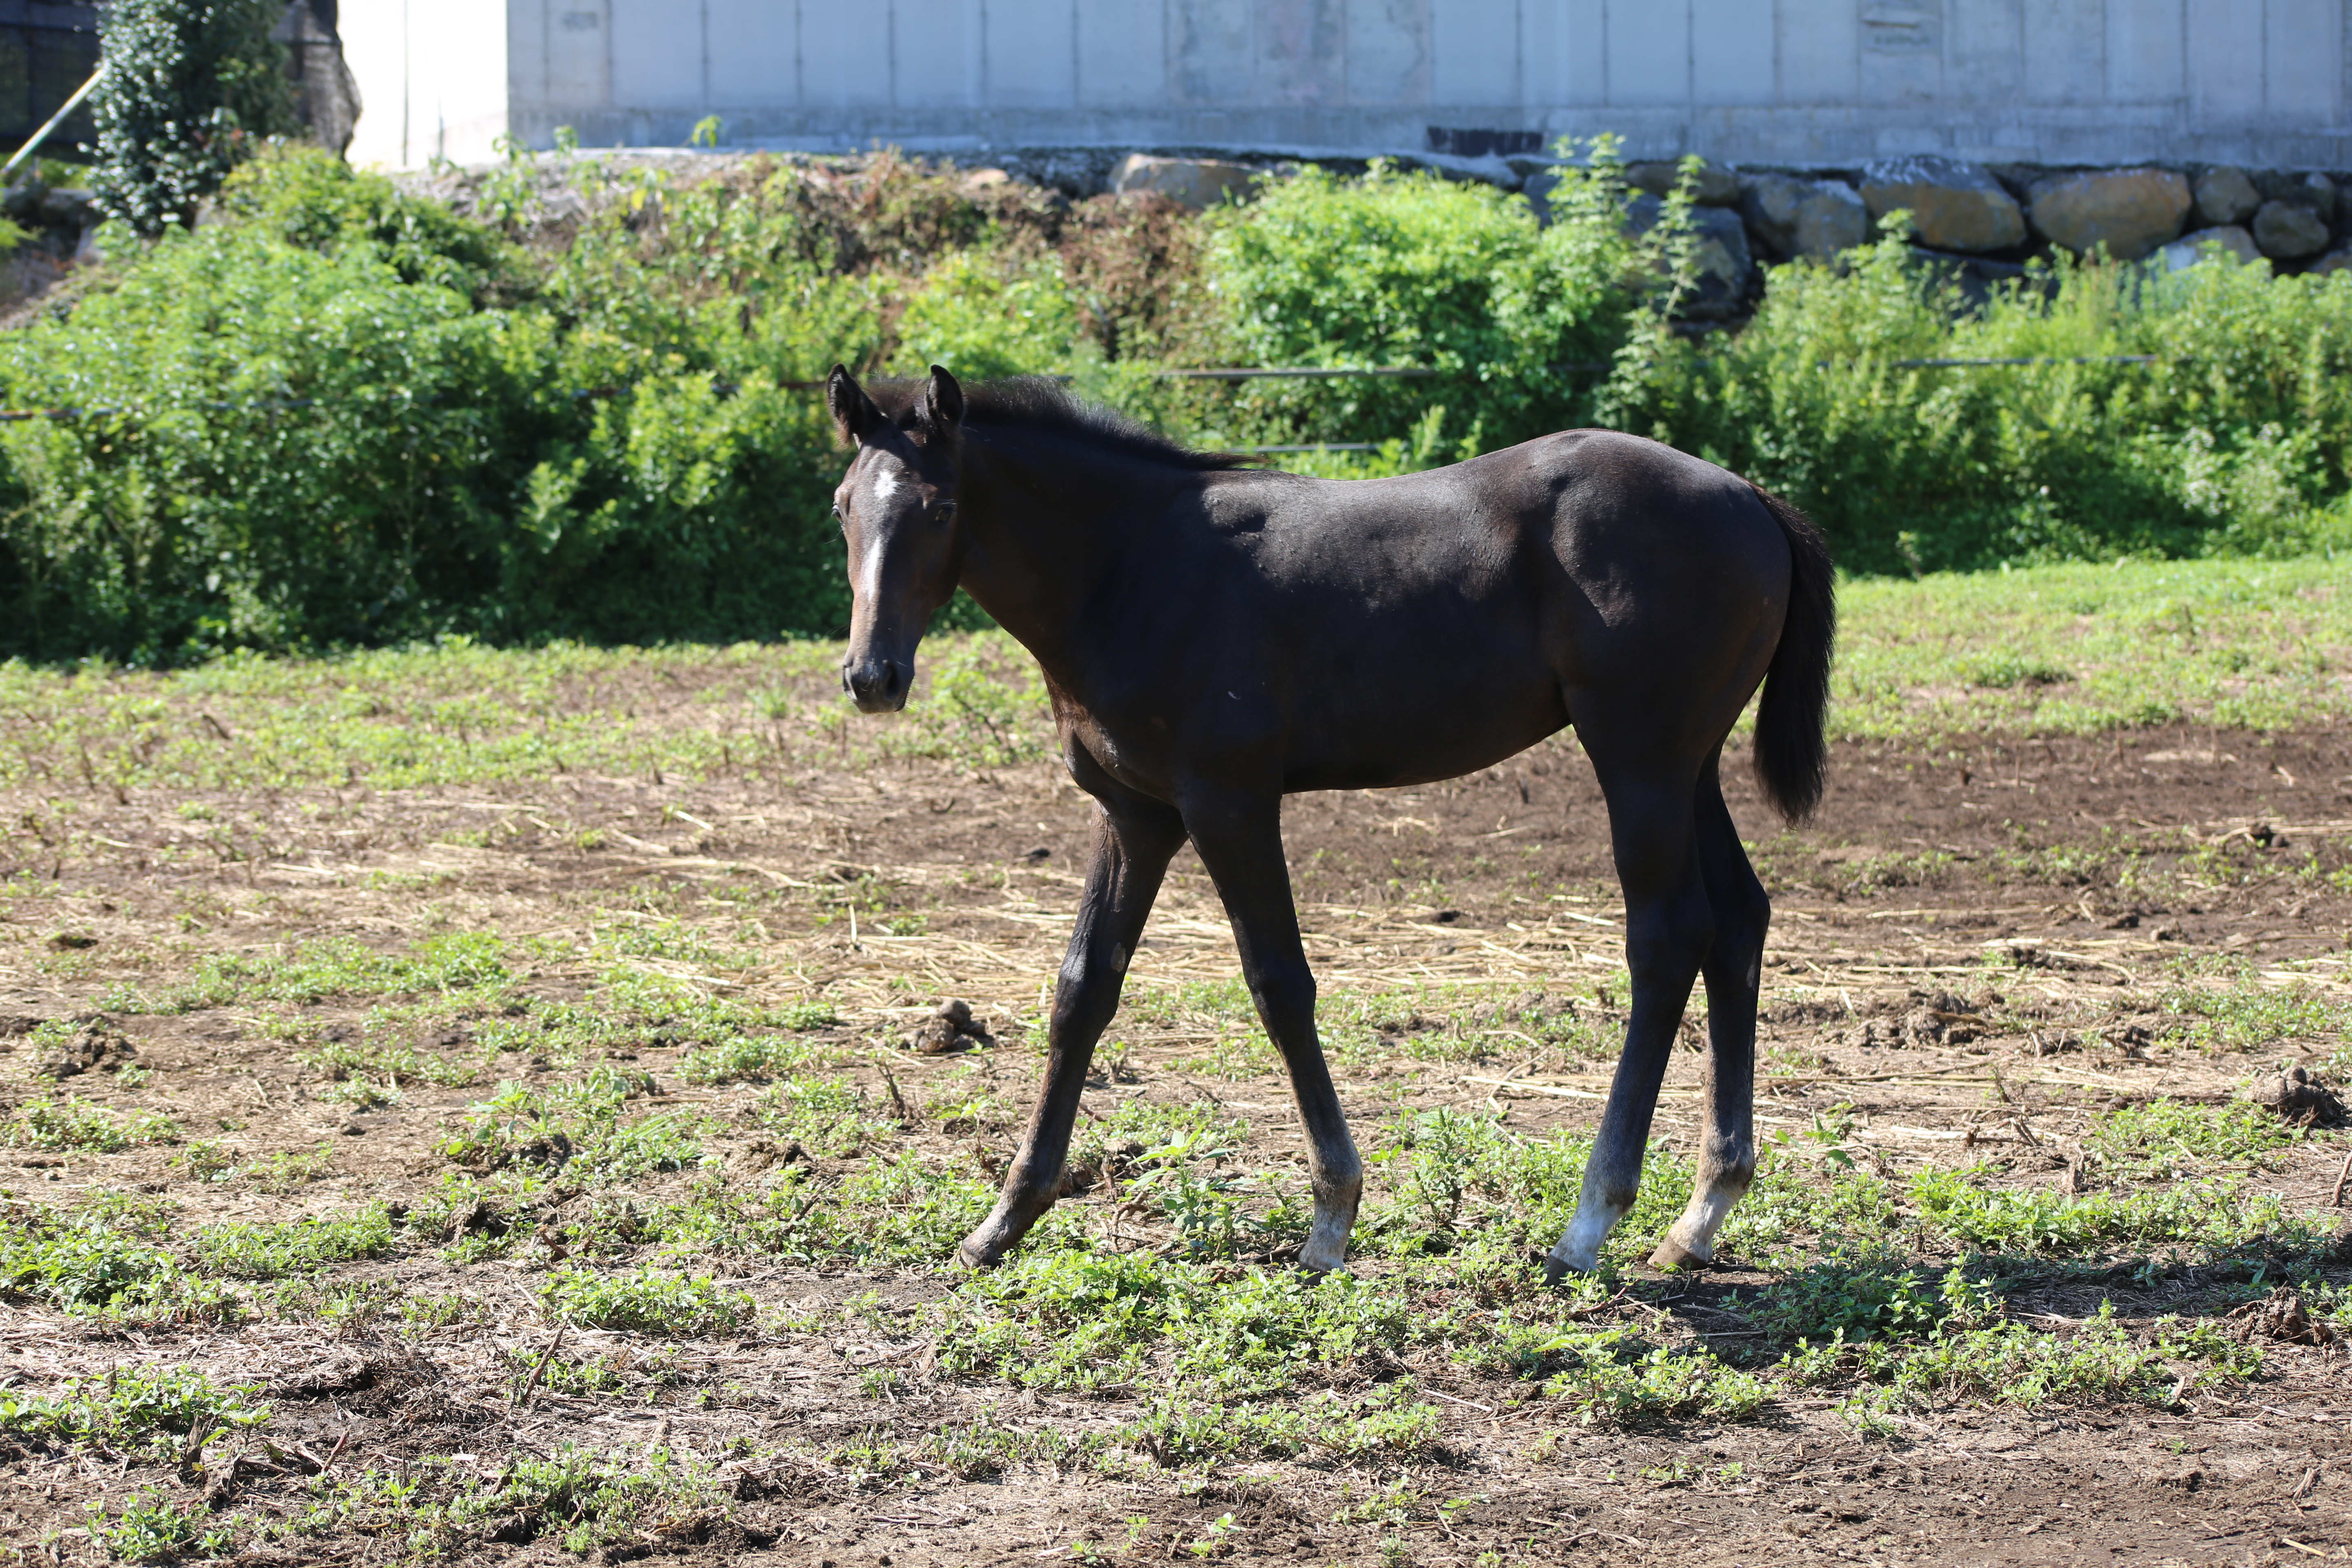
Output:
[[826, 364, 966, 714]]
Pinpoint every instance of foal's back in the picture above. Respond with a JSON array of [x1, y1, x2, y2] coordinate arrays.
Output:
[[1158, 429, 1790, 791]]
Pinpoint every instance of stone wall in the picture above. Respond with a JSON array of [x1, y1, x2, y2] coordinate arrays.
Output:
[[1099, 149, 2351, 320]]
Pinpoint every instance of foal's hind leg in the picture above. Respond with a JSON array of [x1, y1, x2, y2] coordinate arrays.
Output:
[[1545, 762, 1713, 1281], [1183, 791, 1363, 1272], [958, 785, 1186, 1269], [1651, 754, 1767, 1270]]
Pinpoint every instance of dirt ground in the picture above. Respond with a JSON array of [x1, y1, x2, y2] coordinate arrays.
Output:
[[2, 706, 2350, 1567]]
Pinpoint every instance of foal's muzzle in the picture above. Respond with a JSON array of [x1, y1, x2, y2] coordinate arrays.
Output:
[[843, 656, 910, 714]]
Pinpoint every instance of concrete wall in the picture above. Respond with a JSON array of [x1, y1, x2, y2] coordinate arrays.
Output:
[[348, 0, 2352, 169], [346, 0, 512, 168]]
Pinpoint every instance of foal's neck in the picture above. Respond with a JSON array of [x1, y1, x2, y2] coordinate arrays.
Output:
[[954, 428, 1187, 673]]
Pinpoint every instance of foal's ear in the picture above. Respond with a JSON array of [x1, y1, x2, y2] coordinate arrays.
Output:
[[915, 364, 966, 439], [826, 363, 883, 445]]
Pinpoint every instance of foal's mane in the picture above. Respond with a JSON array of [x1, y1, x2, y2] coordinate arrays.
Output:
[[864, 376, 1254, 472]]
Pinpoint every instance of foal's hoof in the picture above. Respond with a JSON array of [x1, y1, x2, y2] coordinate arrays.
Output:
[[1541, 1250, 1593, 1288], [1647, 1238, 1712, 1272], [1296, 1242, 1352, 1277], [955, 1230, 1009, 1270]]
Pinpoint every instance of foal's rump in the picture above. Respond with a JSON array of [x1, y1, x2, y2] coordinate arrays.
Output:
[[1521, 430, 1797, 772]]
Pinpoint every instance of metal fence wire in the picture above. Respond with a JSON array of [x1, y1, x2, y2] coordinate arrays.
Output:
[[0, 354, 2176, 430]]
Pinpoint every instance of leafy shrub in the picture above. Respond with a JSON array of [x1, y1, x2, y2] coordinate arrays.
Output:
[[1616, 236, 2352, 572], [11, 141, 2352, 667], [91, 0, 299, 234], [0, 147, 864, 662], [1200, 153, 1639, 449]]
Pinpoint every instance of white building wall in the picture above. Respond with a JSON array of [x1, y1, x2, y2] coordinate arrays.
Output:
[[345, 0, 2352, 169], [345, 0, 510, 168]]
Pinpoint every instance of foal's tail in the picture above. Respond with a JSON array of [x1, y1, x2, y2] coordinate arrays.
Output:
[[1748, 486, 1837, 823]]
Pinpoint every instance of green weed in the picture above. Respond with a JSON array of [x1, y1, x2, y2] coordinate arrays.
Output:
[[192, 1204, 399, 1278], [0, 1365, 269, 1456], [543, 1266, 754, 1336], [8, 1097, 178, 1153], [86, 1488, 239, 1564]]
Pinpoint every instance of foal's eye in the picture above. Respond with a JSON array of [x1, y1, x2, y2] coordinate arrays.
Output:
[[932, 502, 957, 525]]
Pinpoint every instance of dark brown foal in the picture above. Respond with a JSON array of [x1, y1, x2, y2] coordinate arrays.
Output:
[[823, 365, 1832, 1276]]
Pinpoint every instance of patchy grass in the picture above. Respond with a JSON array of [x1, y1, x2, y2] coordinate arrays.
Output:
[[0, 555, 2343, 1561], [1834, 556, 2352, 741]]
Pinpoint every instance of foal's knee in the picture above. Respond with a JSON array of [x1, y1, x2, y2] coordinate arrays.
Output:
[[1245, 961, 1316, 1041], [1625, 890, 1715, 980]]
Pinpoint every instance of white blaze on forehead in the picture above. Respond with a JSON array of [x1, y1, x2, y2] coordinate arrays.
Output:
[[852, 454, 916, 608]]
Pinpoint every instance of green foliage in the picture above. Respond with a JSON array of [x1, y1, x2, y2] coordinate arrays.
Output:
[[191, 1205, 398, 1278], [2088, 1098, 2305, 1178], [1531, 1327, 1771, 1424], [1908, 1165, 2303, 1255], [1746, 1251, 2003, 1343], [544, 1265, 753, 1335], [437, 1073, 702, 1181], [0, 1364, 267, 1455], [2156, 973, 2352, 1054], [295, 1442, 729, 1557], [748, 1077, 898, 1157], [894, 248, 1083, 378], [91, 0, 299, 234], [1779, 1301, 2259, 1409], [109, 933, 508, 1013], [0, 1198, 240, 1323], [1200, 151, 1637, 450], [13, 143, 2352, 663], [87, 1487, 239, 1563], [7, 1096, 177, 1152], [1617, 236, 2352, 572], [1118, 1383, 1440, 1467], [0, 147, 863, 662]]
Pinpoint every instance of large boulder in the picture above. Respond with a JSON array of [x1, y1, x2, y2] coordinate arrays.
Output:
[[2193, 167, 2261, 227], [1625, 159, 1742, 207], [2027, 168, 2192, 261], [1741, 174, 1869, 262], [2252, 200, 2331, 260], [2311, 245, 2352, 278], [2256, 170, 2338, 224], [1859, 156, 2025, 253], [1110, 154, 1255, 212], [2156, 225, 2264, 272], [1625, 195, 1753, 319]]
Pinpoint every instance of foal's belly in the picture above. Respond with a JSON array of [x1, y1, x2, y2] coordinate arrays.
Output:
[[1267, 591, 1572, 792], [1278, 681, 1570, 792]]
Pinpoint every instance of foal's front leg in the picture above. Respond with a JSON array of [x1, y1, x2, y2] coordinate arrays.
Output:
[[958, 791, 1185, 1269], [1183, 792, 1363, 1272]]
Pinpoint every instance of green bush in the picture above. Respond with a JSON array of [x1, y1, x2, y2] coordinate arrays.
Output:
[[1614, 234, 2352, 572], [7, 141, 2352, 666], [1199, 153, 1639, 449], [0, 148, 864, 660], [91, 0, 300, 234]]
